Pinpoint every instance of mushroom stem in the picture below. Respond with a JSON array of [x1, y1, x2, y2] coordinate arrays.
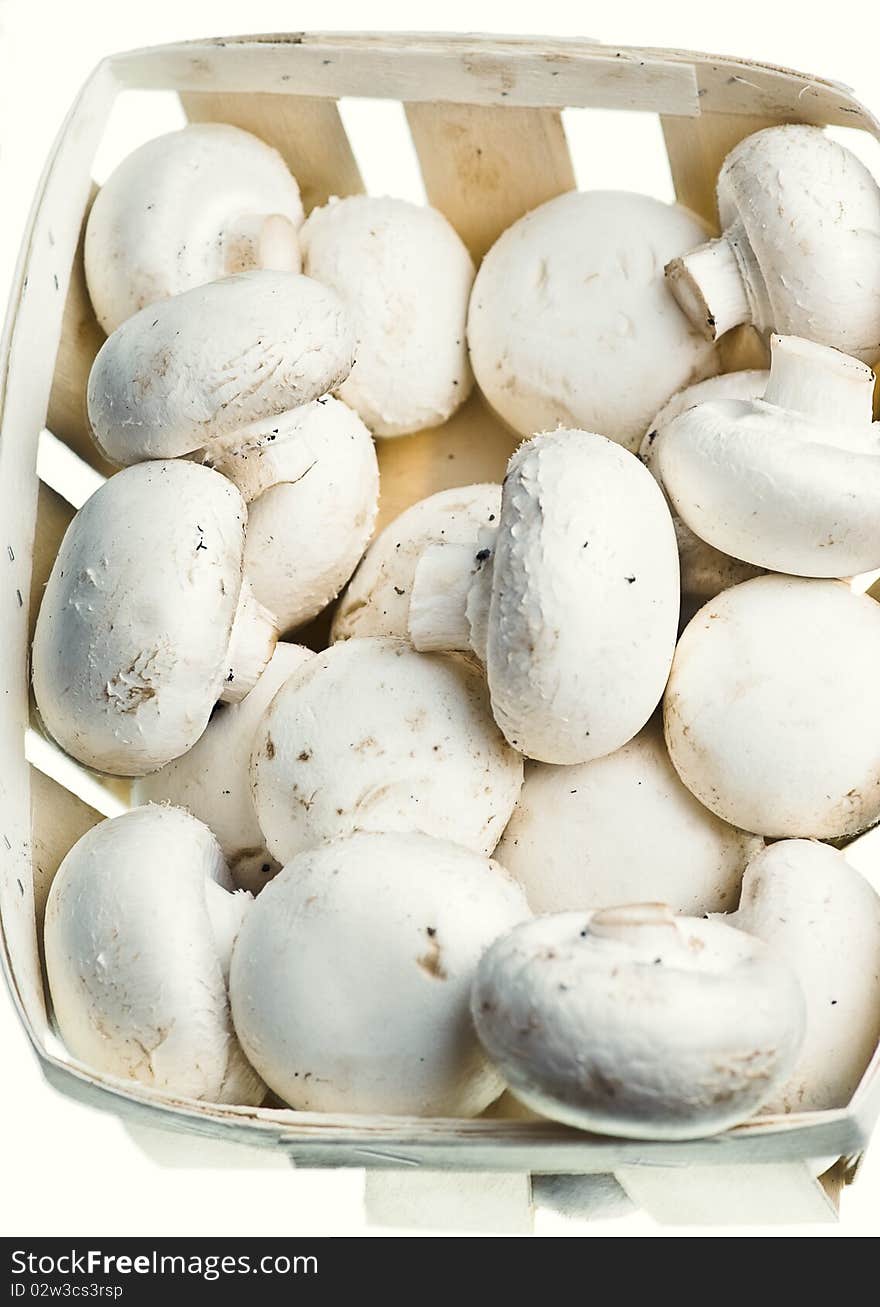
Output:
[[588, 902, 679, 949], [222, 213, 300, 277], [409, 540, 494, 656], [665, 221, 756, 342], [762, 334, 875, 423], [221, 578, 278, 704], [204, 881, 254, 983]]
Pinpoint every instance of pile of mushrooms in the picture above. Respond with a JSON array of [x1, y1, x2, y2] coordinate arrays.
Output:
[[32, 118, 880, 1148]]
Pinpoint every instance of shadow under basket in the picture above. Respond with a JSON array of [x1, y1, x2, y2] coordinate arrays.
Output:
[[3, 32, 880, 1232]]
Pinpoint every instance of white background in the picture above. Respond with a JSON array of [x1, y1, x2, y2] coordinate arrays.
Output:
[[2, 0, 880, 1239]]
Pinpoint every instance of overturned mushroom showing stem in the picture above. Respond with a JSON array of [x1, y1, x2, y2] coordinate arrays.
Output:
[[640, 370, 768, 609], [665, 125, 880, 361], [472, 904, 805, 1139], [409, 430, 680, 764], [301, 195, 474, 435], [250, 637, 523, 864], [467, 190, 717, 451], [230, 831, 529, 1115], [134, 643, 313, 892], [725, 840, 880, 1113], [45, 806, 264, 1105], [332, 484, 502, 643], [496, 717, 762, 916], [664, 575, 880, 838], [87, 271, 375, 633], [658, 336, 880, 577], [85, 123, 304, 334], [32, 461, 277, 776]]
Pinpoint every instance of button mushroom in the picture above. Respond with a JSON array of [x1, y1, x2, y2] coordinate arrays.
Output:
[[664, 575, 880, 837], [32, 460, 277, 775], [496, 717, 762, 916], [133, 643, 313, 891], [250, 637, 523, 864], [467, 190, 718, 451], [45, 805, 264, 1105], [85, 124, 304, 334], [665, 125, 880, 361], [409, 429, 680, 763], [657, 335, 880, 577], [471, 904, 805, 1139], [300, 195, 475, 435], [332, 483, 502, 643], [87, 270, 376, 633], [640, 369, 768, 609], [199, 396, 379, 634], [229, 831, 530, 1115], [726, 839, 880, 1113]]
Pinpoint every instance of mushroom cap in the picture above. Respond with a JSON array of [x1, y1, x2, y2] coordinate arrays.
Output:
[[472, 905, 805, 1139], [87, 270, 355, 465], [664, 575, 880, 837], [728, 839, 880, 1113], [467, 190, 717, 451], [496, 717, 762, 916], [332, 483, 502, 642], [44, 805, 264, 1105], [133, 643, 314, 891], [300, 195, 474, 436], [641, 371, 768, 604], [203, 396, 379, 633], [485, 429, 679, 764], [85, 123, 304, 334], [250, 637, 523, 864], [32, 461, 251, 776], [716, 125, 880, 359], [229, 831, 530, 1115], [657, 358, 880, 578]]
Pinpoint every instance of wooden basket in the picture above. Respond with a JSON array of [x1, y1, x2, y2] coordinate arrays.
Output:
[[3, 32, 880, 1230]]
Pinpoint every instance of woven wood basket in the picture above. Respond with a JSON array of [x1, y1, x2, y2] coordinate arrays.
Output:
[[3, 32, 880, 1229]]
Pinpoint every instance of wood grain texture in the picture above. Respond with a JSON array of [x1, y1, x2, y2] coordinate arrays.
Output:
[[46, 189, 113, 476], [406, 102, 574, 259], [181, 91, 363, 212]]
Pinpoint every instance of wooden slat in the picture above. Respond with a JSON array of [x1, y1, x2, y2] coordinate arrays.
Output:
[[616, 1161, 839, 1225], [181, 92, 363, 213], [29, 767, 102, 940], [31, 482, 74, 642], [46, 188, 113, 476], [375, 391, 518, 532], [406, 103, 575, 260]]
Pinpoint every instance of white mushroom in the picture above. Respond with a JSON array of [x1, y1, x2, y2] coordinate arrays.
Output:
[[665, 125, 880, 361], [200, 397, 379, 633], [87, 271, 376, 634], [658, 335, 880, 577], [496, 717, 762, 915], [472, 904, 805, 1139], [332, 483, 502, 643], [300, 195, 474, 435], [664, 575, 880, 837], [133, 643, 313, 891], [640, 370, 768, 608], [32, 461, 277, 776], [725, 839, 880, 1113], [250, 637, 523, 865], [229, 831, 530, 1115], [467, 190, 718, 451], [409, 430, 680, 764], [85, 123, 304, 334], [45, 805, 264, 1105]]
